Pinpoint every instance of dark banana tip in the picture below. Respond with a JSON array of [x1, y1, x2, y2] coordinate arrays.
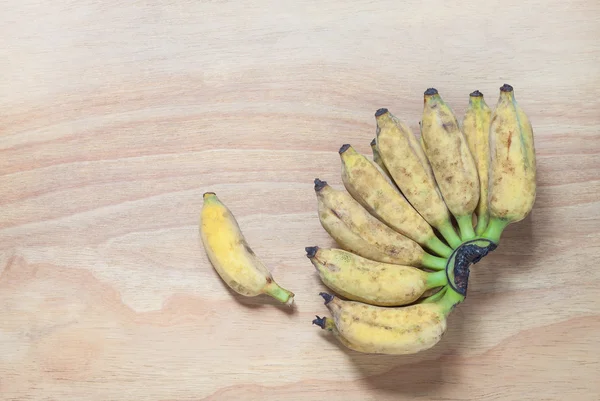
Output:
[[319, 292, 334, 304], [314, 178, 328, 192], [312, 315, 327, 329], [338, 144, 351, 154], [370, 138, 376, 146], [375, 108, 388, 117], [500, 83, 514, 92], [470, 90, 483, 97], [305, 246, 319, 258], [203, 192, 216, 199], [424, 88, 438, 96]]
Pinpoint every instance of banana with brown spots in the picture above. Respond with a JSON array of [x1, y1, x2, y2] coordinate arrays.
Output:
[[421, 88, 480, 241], [374, 109, 462, 249], [312, 289, 463, 355], [200, 192, 295, 305], [462, 90, 493, 235], [483, 84, 537, 243], [313, 179, 447, 270], [339, 144, 452, 258], [305, 246, 447, 306]]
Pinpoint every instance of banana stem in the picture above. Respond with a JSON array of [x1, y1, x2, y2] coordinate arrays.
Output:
[[264, 282, 295, 306], [436, 221, 462, 249], [481, 217, 510, 245], [437, 286, 465, 315], [421, 253, 447, 271], [426, 270, 448, 289], [420, 285, 448, 303], [424, 235, 453, 258], [475, 212, 490, 236], [457, 215, 476, 241]]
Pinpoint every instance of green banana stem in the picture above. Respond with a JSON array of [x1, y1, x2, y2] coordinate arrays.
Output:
[[457, 215, 476, 241], [420, 285, 448, 304], [421, 253, 448, 271], [475, 212, 490, 236], [264, 282, 295, 306], [426, 270, 448, 289], [481, 217, 510, 245], [436, 221, 463, 249], [437, 286, 465, 315], [424, 235, 453, 258]]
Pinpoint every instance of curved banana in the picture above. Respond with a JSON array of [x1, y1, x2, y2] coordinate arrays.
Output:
[[421, 88, 480, 241], [305, 246, 446, 306], [200, 192, 295, 305], [339, 144, 452, 258], [462, 90, 492, 235], [483, 84, 537, 243], [375, 109, 462, 249], [313, 179, 447, 270], [312, 289, 463, 355]]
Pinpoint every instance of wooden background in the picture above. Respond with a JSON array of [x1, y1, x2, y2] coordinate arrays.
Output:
[[1, 1, 599, 400]]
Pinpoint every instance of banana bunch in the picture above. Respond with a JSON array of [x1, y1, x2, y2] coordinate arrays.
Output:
[[311, 84, 536, 355]]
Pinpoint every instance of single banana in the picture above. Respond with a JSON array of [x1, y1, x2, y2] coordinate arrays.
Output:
[[200, 192, 295, 305], [421, 88, 480, 241], [462, 90, 492, 235], [483, 84, 537, 243], [339, 144, 452, 258], [313, 179, 447, 270], [313, 289, 463, 355], [305, 246, 447, 306], [375, 109, 462, 249]]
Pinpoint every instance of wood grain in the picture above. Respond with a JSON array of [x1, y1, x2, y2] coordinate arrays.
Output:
[[1, 1, 599, 400]]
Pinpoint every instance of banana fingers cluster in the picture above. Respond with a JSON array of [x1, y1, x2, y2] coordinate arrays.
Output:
[[311, 84, 536, 355]]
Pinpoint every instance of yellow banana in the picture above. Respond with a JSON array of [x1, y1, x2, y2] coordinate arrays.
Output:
[[483, 84, 537, 243], [339, 144, 452, 258], [313, 179, 447, 270], [305, 246, 446, 306], [421, 88, 480, 241], [462, 90, 492, 235], [375, 109, 462, 249], [200, 192, 295, 305], [312, 289, 463, 355]]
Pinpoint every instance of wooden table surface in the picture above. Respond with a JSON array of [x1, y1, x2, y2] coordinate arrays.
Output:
[[1, 1, 599, 400]]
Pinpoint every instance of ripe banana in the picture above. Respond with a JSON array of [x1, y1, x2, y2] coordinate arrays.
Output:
[[305, 246, 447, 306], [483, 84, 537, 243], [375, 109, 462, 249], [462, 90, 492, 235], [339, 144, 452, 258], [200, 192, 295, 305], [313, 289, 463, 355], [313, 179, 447, 270], [421, 88, 480, 241]]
